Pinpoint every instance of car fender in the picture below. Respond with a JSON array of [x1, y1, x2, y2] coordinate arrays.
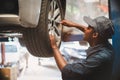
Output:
[[19, 0, 42, 28]]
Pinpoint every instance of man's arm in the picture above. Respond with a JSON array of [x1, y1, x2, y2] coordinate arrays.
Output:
[[49, 34, 67, 70], [52, 47, 67, 70], [49, 20, 87, 70], [61, 20, 87, 32]]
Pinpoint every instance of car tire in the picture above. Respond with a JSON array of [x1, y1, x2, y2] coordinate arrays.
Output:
[[18, 37, 26, 47], [23, 0, 65, 57]]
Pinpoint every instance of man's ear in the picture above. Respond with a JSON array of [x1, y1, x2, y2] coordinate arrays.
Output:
[[93, 32, 99, 38]]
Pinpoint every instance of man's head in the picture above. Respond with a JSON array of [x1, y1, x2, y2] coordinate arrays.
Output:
[[84, 16, 114, 39]]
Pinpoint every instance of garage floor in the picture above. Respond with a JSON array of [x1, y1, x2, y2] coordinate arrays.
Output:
[[18, 55, 62, 80]]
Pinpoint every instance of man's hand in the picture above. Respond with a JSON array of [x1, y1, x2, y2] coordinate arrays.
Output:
[[49, 34, 58, 49], [49, 34, 67, 71]]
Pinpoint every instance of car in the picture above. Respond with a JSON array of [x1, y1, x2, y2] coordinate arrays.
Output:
[[0, 0, 66, 57], [0, 41, 29, 76], [60, 41, 89, 63]]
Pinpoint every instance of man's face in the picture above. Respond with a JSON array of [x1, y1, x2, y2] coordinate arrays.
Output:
[[83, 26, 95, 42]]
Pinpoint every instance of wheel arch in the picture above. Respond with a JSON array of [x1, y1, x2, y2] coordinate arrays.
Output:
[[19, 0, 42, 28], [57, 0, 66, 18]]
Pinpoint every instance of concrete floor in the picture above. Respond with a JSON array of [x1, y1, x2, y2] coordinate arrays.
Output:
[[18, 55, 62, 80]]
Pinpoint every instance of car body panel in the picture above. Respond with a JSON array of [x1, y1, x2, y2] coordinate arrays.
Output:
[[60, 41, 89, 63], [0, 0, 42, 28], [0, 14, 20, 26], [19, 0, 42, 28]]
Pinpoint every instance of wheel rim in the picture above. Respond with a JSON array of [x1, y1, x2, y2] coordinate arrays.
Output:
[[48, 0, 62, 46]]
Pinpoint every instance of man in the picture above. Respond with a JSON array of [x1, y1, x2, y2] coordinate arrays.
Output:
[[49, 16, 114, 80]]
